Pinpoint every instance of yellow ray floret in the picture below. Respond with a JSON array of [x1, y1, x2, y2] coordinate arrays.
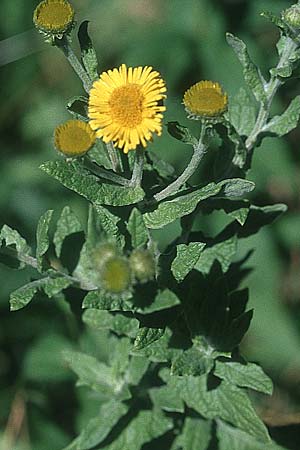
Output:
[[33, 0, 75, 34], [183, 80, 228, 119], [54, 120, 96, 157], [88, 64, 167, 154]]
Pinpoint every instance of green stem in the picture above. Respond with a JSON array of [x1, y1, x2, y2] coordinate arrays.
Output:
[[154, 124, 208, 202], [130, 147, 144, 187], [56, 36, 92, 93], [83, 157, 130, 186], [245, 36, 299, 152], [106, 141, 123, 172]]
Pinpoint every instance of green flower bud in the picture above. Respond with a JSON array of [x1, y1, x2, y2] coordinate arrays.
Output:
[[100, 256, 132, 294], [129, 249, 156, 283], [282, 4, 300, 28], [92, 242, 119, 270]]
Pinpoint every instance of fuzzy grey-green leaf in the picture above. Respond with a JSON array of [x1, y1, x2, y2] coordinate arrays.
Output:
[[226, 33, 266, 103], [195, 236, 237, 274], [172, 418, 212, 450], [36, 210, 53, 272], [78, 21, 98, 82], [54, 206, 83, 257], [134, 327, 165, 350], [0, 225, 31, 269], [214, 361, 273, 395], [263, 96, 300, 137], [40, 160, 144, 206], [83, 309, 139, 338], [228, 88, 257, 136], [127, 208, 148, 248], [171, 242, 206, 282]]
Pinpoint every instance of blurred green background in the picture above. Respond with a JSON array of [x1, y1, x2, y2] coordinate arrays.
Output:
[[1, 0, 300, 449]]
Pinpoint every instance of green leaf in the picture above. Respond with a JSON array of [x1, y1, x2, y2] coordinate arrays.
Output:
[[36, 210, 53, 272], [101, 410, 172, 450], [93, 205, 125, 249], [163, 372, 270, 443], [10, 276, 71, 311], [83, 309, 139, 338], [167, 122, 198, 146], [171, 242, 206, 282], [263, 96, 300, 136], [217, 420, 286, 450], [63, 400, 128, 450], [127, 208, 148, 248], [172, 417, 212, 450], [0, 224, 31, 269], [171, 346, 214, 376], [82, 290, 133, 311], [125, 356, 149, 386], [147, 151, 175, 179], [132, 327, 176, 362], [143, 182, 222, 229], [63, 350, 122, 396], [227, 88, 256, 136], [78, 21, 98, 82], [137, 288, 180, 314], [133, 327, 165, 350], [66, 96, 88, 121], [260, 10, 291, 36], [214, 361, 273, 395], [195, 236, 237, 274], [40, 160, 144, 206], [227, 207, 249, 225], [226, 33, 266, 103], [54, 206, 83, 257], [218, 179, 255, 198], [144, 179, 254, 229], [150, 384, 185, 413], [270, 64, 293, 78]]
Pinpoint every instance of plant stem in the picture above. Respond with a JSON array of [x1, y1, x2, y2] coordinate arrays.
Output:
[[245, 36, 299, 152], [154, 124, 208, 202], [130, 147, 144, 187], [56, 36, 92, 93], [106, 141, 123, 172], [83, 157, 130, 186]]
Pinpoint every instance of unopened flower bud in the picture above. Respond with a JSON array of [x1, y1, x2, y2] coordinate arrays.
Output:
[[282, 4, 300, 28], [129, 249, 156, 283], [100, 256, 132, 294]]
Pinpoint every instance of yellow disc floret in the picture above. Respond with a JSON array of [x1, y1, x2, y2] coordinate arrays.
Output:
[[183, 80, 228, 119], [100, 256, 132, 294], [88, 64, 167, 154], [33, 0, 75, 38], [54, 120, 96, 157]]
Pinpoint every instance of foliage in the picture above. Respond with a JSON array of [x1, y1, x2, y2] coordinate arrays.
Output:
[[1, 1, 300, 450]]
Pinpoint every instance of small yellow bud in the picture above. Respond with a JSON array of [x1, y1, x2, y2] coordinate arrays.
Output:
[[54, 120, 96, 157], [33, 0, 75, 42], [183, 80, 228, 121], [129, 249, 156, 283]]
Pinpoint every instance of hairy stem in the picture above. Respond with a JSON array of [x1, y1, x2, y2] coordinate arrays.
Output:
[[245, 36, 299, 152], [106, 141, 123, 172], [56, 36, 92, 93], [154, 124, 208, 202], [130, 147, 145, 187]]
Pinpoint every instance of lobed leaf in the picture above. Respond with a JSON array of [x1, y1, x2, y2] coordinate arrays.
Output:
[[195, 236, 237, 274], [36, 210, 53, 272]]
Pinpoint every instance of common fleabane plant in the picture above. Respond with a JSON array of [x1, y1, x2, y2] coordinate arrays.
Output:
[[1, 1, 300, 449]]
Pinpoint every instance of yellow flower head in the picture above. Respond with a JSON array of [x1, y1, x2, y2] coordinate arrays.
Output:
[[183, 80, 228, 120], [33, 0, 75, 39], [54, 120, 96, 157], [88, 64, 167, 154]]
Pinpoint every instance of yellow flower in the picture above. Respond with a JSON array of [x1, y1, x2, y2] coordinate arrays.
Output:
[[183, 80, 228, 119], [54, 120, 96, 157], [33, 0, 75, 39], [88, 64, 167, 154]]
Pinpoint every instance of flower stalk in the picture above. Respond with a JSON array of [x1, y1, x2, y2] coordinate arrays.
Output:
[[154, 124, 208, 202], [130, 147, 144, 187]]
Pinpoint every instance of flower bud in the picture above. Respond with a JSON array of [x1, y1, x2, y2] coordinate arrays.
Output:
[[282, 4, 300, 28], [100, 256, 132, 294], [33, 0, 75, 43], [54, 120, 96, 157], [129, 249, 156, 283], [92, 243, 119, 270]]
